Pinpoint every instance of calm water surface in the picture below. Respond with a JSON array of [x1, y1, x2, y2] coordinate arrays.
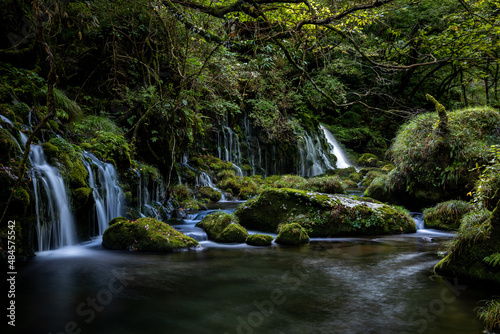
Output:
[[10, 204, 499, 334]]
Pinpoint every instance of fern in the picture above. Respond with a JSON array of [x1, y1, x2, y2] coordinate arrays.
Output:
[[483, 253, 500, 267]]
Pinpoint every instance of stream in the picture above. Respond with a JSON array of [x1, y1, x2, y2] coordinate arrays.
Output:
[[10, 202, 499, 334]]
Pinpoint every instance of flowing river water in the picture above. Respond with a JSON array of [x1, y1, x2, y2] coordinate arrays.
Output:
[[10, 202, 499, 334]]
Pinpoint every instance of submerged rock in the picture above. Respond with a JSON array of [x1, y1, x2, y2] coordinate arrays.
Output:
[[235, 188, 416, 237], [246, 234, 274, 246], [275, 223, 310, 245], [196, 211, 249, 243], [102, 217, 199, 251]]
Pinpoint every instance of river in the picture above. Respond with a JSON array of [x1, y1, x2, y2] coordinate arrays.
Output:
[[11, 202, 498, 334]]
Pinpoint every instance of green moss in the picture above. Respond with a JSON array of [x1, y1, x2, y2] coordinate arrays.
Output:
[[388, 106, 500, 208], [246, 234, 274, 246], [197, 186, 222, 203], [90, 131, 132, 168], [236, 188, 415, 237], [109, 217, 128, 226], [0, 128, 22, 162], [45, 137, 88, 188], [275, 223, 310, 245], [364, 175, 391, 202], [423, 200, 474, 230], [358, 153, 379, 167], [196, 211, 249, 243], [73, 187, 93, 210], [361, 170, 385, 187], [102, 217, 199, 251]]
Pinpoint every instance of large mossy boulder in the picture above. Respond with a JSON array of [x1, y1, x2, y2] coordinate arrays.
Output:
[[102, 217, 199, 251], [435, 207, 500, 284], [423, 200, 474, 230], [275, 223, 310, 245], [246, 234, 274, 246], [235, 188, 416, 237], [195, 211, 249, 243], [376, 106, 500, 209]]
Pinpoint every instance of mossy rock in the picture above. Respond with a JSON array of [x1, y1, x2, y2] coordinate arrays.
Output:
[[275, 223, 310, 245], [246, 234, 274, 246], [73, 187, 93, 211], [45, 138, 88, 188], [423, 200, 474, 230], [196, 186, 222, 203], [109, 216, 128, 226], [235, 188, 416, 237], [387, 106, 500, 208], [0, 128, 22, 162], [102, 217, 199, 252], [361, 170, 385, 187], [358, 153, 379, 167], [363, 175, 391, 202], [434, 208, 500, 284], [196, 211, 249, 243]]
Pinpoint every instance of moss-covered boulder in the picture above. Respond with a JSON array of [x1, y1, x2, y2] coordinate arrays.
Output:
[[358, 153, 379, 167], [102, 217, 199, 251], [43, 137, 88, 188], [196, 186, 222, 203], [383, 106, 500, 209], [195, 211, 249, 243], [246, 234, 274, 246], [435, 207, 500, 284], [275, 223, 310, 245], [236, 188, 416, 237], [423, 200, 474, 230]]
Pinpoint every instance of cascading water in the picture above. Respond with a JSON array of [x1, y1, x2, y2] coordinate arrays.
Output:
[[30, 145, 77, 251], [298, 130, 335, 177], [83, 152, 124, 234], [218, 126, 244, 177], [320, 125, 354, 169], [196, 171, 226, 201]]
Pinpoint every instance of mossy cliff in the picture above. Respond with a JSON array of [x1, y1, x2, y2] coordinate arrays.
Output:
[[102, 217, 199, 251], [235, 188, 416, 237]]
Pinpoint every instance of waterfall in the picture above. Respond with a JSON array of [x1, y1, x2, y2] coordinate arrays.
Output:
[[1, 115, 14, 126], [83, 152, 124, 235], [299, 130, 335, 177], [196, 171, 226, 201], [320, 125, 354, 169], [219, 126, 244, 177], [30, 145, 77, 251]]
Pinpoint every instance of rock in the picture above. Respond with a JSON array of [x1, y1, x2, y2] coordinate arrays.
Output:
[[235, 188, 416, 237], [102, 217, 199, 251], [246, 234, 274, 246], [358, 153, 379, 167], [195, 211, 249, 243], [275, 223, 310, 245], [423, 200, 474, 230]]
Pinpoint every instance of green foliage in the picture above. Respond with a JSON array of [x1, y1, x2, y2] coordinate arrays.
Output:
[[71, 116, 121, 139], [196, 186, 222, 203], [477, 299, 500, 331], [388, 107, 500, 206], [89, 131, 132, 168], [53, 88, 83, 122], [483, 253, 500, 267], [358, 153, 379, 167], [473, 145, 500, 211], [423, 200, 474, 230]]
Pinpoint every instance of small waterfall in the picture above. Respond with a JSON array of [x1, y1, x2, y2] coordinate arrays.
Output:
[[1, 115, 14, 126], [299, 130, 335, 177], [196, 171, 226, 201], [320, 125, 354, 169], [83, 152, 124, 234], [411, 212, 425, 230], [30, 145, 77, 251], [219, 126, 244, 177]]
